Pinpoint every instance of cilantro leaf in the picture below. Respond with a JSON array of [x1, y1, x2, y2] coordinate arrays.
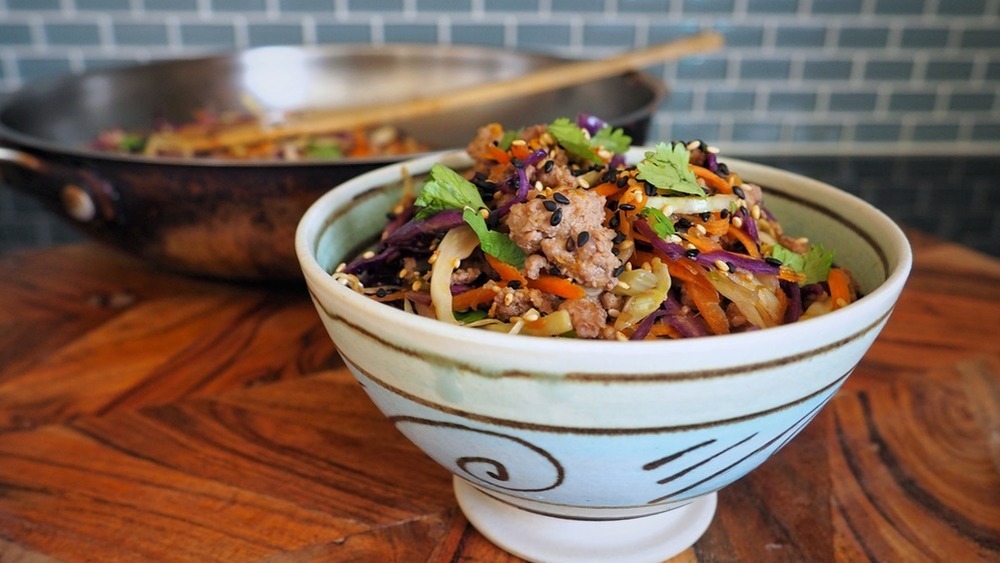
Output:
[[771, 243, 835, 285], [547, 118, 601, 163], [414, 163, 486, 220], [639, 207, 676, 239], [590, 125, 632, 154], [454, 309, 489, 322], [635, 142, 704, 197], [462, 208, 526, 268]]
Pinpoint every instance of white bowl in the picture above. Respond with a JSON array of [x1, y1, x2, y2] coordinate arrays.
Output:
[[295, 149, 911, 562]]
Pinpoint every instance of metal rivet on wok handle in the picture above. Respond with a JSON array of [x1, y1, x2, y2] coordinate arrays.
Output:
[[150, 31, 725, 154]]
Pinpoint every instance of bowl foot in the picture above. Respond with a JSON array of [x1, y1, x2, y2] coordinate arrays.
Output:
[[454, 476, 717, 563]]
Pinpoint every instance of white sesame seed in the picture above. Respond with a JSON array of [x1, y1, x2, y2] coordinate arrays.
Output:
[[796, 236, 810, 245], [607, 308, 621, 318], [335, 262, 347, 273], [523, 310, 540, 322], [411, 280, 422, 291], [615, 331, 629, 341], [751, 204, 761, 220], [535, 181, 544, 191], [668, 234, 683, 244], [361, 250, 376, 259], [694, 224, 707, 236], [398, 268, 408, 279], [706, 145, 720, 154], [732, 216, 744, 228], [714, 259, 730, 272], [617, 281, 631, 291], [503, 292, 514, 306], [479, 208, 490, 219], [427, 253, 438, 264], [578, 178, 590, 188], [625, 262, 633, 271], [835, 298, 848, 308], [660, 205, 673, 215], [686, 140, 700, 150], [451, 258, 461, 269], [511, 139, 526, 147]]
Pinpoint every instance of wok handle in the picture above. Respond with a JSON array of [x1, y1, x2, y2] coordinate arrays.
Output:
[[0, 147, 120, 224]]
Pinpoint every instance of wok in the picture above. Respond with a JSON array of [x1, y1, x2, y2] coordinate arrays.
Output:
[[0, 45, 666, 281]]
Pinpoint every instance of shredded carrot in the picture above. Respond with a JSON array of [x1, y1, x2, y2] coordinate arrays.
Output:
[[689, 164, 733, 195], [371, 290, 408, 303], [510, 143, 532, 160], [678, 232, 722, 254], [726, 224, 760, 258], [486, 144, 510, 164], [452, 286, 499, 311], [647, 323, 682, 339], [528, 274, 586, 300], [700, 216, 731, 237], [727, 172, 742, 188], [687, 278, 730, 335], [591, 182, 621, 197], [348, 128, 371, 157], [485, 253, 527, 285], [827, 267, 851, 310], [778, 266, 806, 284]]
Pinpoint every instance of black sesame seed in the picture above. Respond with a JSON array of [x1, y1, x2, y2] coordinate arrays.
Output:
[[376, 288, 389, 298], [699, 211, 712, 222], [543, 159, 554, 173], [550, 207, 563, 226], [717, 162, 730, 176], [571, 167, 587, 176], [553, 192, 570, 205], [609, 212, 621, 229], [486, 212, 500, 229], [577, 231, 590, 246], [740, 205, 749, 216], [726, 261, 736, 272], [733, 185, 746, 200], [603, 170, 617, 183], [511, 157, 523, 168], [616, 176, 629, 188], [644, 182, 658, 196], [613, 264, 626, 277], [618, 203, 636, 211], [674, 217, 693, 231], [685, 248, 700, 258], [765, 257, 783, 267], [612, 231, 626, 244], [543, 200, 558, 212], [720, 208, 730, 219], [507, 280, 522, 290], [612, 247, 620, 256]]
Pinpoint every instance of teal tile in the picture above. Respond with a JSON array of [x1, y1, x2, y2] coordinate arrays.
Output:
[[681, 0, 736, 14], [811, 0, 861, 13], [864, 60, 914, 80], [987, 61, 1000, 80], [418, 0, 473, 10], [212, 0, 268, 11], [739, 58, 791, 80], [838, 27, 889, 48], [145, 0, 198, 10], [714, 24, 764, 47], [82, 56, 143, 71], [280, 0, 336, 10], [854, 122, 901, 141], [971, 123, 1000, 141], [767, 92, 816, 111], [828, 92, 877, 111], [949, 93, 995, 111], [705, 90, 755, 111], [792, 123, 842, 142], [662, 87, 694, 111], [925, 60, 975, 81], [247, 23, 305, 46], [912, 123, 959, 141], [900, 27, 949, 48], [8, 0, 60, 9], [582, 23, 636, 47], [676, 57, 727, 80], [0, 24, 32, 45], [16, 57, 73, 81], [45, 23, 102, 46], [451, 24, 505, 47], [776, 26, 827, 47], [936, 0, 986, 14], [732, 121, 782, 142], [888, 92, 936, 111], [180, 23, 238, 47], [76, 0, 131, 9], [384, 23, 438, 43], [802, 59, 852, 80], [316, 23, 371, 43], [113, 23, 169, 46], [746, 0, 799, 13], [484, 0, 539, 11], [961, 29, 1000, 48], [648, 23, 702, 44], [666, 119, 722, 144], [517, 24, 572, 48], [873, 0, 925, 15], [619, 0, 669, 11]]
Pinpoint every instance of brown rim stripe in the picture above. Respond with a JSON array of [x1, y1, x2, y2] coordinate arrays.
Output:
[[466, 482, 699, 521], [312, 290, 889, 382], [338, 346, 853, 435]]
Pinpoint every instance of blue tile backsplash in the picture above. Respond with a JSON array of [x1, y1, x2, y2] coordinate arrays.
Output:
[[0, 0, 998, 258]]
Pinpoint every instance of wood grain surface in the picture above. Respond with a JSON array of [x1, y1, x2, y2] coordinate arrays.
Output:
[[0, 233, 997, 562]]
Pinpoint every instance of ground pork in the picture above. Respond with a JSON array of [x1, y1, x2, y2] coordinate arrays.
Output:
[[451, 267, 482, 286], [491, 286, 559, 321], [504, 188, 620, 290], [558, 297, 608, 339]]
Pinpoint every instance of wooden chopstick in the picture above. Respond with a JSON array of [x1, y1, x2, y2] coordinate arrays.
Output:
[[152, 31, 724, 154]]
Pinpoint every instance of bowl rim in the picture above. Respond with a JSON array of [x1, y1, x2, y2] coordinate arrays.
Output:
[[295, 148, 913, 359]]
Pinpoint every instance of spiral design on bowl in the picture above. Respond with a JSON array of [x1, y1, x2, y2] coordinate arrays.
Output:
[[392, 416, 564, 492]]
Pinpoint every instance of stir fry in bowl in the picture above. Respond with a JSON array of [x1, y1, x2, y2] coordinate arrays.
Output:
[[92, 109, 428, 160], [335, 115, 858, 339]]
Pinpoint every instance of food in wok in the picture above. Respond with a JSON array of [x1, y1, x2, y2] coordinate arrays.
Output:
[[335, 114, 858, 339]]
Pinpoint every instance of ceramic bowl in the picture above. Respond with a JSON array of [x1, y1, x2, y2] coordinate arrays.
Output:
[[295, 149, 912, 563]]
